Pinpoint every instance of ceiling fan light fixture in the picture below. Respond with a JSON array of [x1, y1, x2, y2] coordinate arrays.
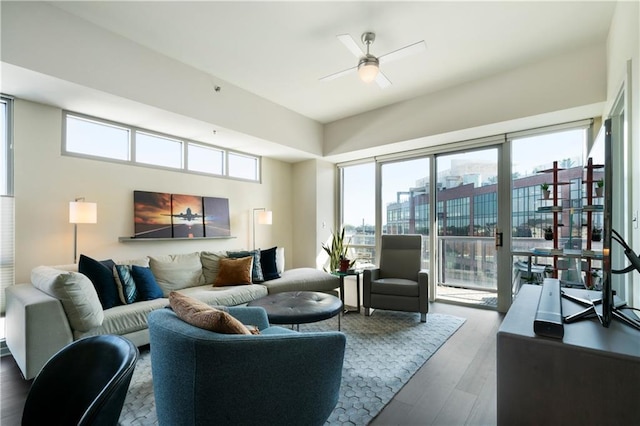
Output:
[[358, 55, 379, 83]]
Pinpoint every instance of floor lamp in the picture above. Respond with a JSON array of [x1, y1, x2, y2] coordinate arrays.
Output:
[[252, 208, 272, 249], [69, 197, 97, 263]]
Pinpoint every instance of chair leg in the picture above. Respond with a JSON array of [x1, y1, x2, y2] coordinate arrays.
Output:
[[365, 307, 371, 317], [420, 312, 427, 323]]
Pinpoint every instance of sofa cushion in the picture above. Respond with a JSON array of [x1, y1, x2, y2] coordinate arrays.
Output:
[[73, 297, 168, 340], [227, 250, 264, 283], [113, 265, 138, 304], [179, 283, 268, 307], [201, 251, 227, 284], [131, 265, 164, 301], [31, 266, 104, 332], [260, 246, 280, 281], [214, 257, 253, 287], [169, 291, 253, 335], [78, 254, 120, 309], [262, 268, 339, 294], [149, 252, 205, 296]]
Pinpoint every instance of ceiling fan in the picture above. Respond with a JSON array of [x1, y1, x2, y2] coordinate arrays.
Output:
[[320, 32, 426, 88]]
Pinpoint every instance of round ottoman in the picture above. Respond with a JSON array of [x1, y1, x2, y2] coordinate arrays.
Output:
[[247, 291, 342, 330]]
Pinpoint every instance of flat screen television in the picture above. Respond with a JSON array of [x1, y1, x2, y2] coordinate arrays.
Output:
[[589, 118, 640, 330], [601, 118, 613, 326]]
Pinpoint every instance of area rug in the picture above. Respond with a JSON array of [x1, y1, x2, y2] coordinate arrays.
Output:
[[118, 310, 465, 425]]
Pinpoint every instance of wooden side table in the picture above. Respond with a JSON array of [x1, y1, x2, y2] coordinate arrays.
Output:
[[333, 270, 362, 313]]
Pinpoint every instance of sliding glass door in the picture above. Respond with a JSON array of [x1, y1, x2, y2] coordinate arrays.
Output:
[[435, 147, 499, 308]]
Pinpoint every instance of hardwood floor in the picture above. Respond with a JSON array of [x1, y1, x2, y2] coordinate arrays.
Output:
[[371, 303, 503, 426], [0, 302, 502, 426], [1, 352, 32, 425]]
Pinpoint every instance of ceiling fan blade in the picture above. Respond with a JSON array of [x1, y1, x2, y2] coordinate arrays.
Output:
[[319, 65, 357, 82], [378, 40, 426, 65], [337, 34, 364, 58], [375, 70, 392, 89]]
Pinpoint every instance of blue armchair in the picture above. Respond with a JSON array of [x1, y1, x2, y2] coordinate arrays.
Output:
[[148, 306, 346, 426]]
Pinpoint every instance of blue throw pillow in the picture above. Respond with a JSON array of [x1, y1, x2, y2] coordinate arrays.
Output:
[[113, 265, 138, 304], [227, 250, 264, 283], [260, 246, 280, 281], [78, 254, 120, 309], [131, 265, 164, 301]]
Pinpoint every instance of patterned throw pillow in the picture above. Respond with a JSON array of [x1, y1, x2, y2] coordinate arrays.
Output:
[[227, 249, 264, 283], [213, 257, 253, 287], [169, 291, 256, 335], [113, 265, 138, 304]]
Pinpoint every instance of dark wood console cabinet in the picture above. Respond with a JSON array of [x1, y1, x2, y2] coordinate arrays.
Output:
[[497, 284, 640, 425]]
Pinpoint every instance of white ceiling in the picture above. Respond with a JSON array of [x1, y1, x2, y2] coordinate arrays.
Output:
[[48, 1, 615, 125], [2, 1, 616, 163]]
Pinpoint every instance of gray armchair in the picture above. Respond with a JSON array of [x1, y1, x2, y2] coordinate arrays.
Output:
[[363, 234, 429, 322], [148, 306, 346, 426]]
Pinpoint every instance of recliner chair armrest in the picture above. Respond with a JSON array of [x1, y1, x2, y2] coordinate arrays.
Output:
[[418, 269, 429, 305], [418, 270, 429, 287], [363, 268, 380, 307], [227, 306, 270, 330], [363, 268, 380, 285]]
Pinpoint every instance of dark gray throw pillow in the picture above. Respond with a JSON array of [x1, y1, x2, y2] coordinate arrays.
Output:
[[78, 254, 120, 309], [260, 246, 280, 281]]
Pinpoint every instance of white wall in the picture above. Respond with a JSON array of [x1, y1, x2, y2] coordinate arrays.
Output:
[[291, 159, 336, 270], [13, 99, 294, 282], [606, 1, 639, 307]]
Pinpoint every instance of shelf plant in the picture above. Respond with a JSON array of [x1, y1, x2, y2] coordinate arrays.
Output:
[[543, 226, 554, 241], [595, 178, 604, 197], [540, 183, 551, 199], [591, 226, 602, 242]]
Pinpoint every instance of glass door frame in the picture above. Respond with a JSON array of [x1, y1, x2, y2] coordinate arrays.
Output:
[[428, 138, 512, 312]]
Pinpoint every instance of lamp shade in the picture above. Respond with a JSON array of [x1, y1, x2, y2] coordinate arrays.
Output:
[[69, 201, 97, 224], [257, 210, 273, 225]]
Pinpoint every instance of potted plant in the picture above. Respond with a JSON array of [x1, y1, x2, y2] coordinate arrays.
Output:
[[544, 226, 554, 241], [591, 226, 602, 242], [540, 183, 551, 199], [321, 227, 354, 272], [595, 178, 604, 197]]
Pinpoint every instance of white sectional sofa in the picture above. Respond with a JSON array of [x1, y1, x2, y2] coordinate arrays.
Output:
[[5, 248, 339, 379]]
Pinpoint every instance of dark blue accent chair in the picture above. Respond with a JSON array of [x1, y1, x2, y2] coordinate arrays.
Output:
[[148, 306, 346, 426]]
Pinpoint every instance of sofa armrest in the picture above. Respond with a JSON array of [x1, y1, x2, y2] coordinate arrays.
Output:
[[227, 306, 270, 330], [6, 284, 74, 379]]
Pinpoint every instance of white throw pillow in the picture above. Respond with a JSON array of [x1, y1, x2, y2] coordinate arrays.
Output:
[[31, 266, 104, 331], [149, 252, 205, 296], [276, 247, 285, 274]]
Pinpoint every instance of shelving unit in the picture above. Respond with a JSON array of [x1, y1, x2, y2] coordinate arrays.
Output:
[[514, 158, 605, 291], [535, 161, 570, 280], [582, 157, 604, 288], [527, 159, 604, 288]]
